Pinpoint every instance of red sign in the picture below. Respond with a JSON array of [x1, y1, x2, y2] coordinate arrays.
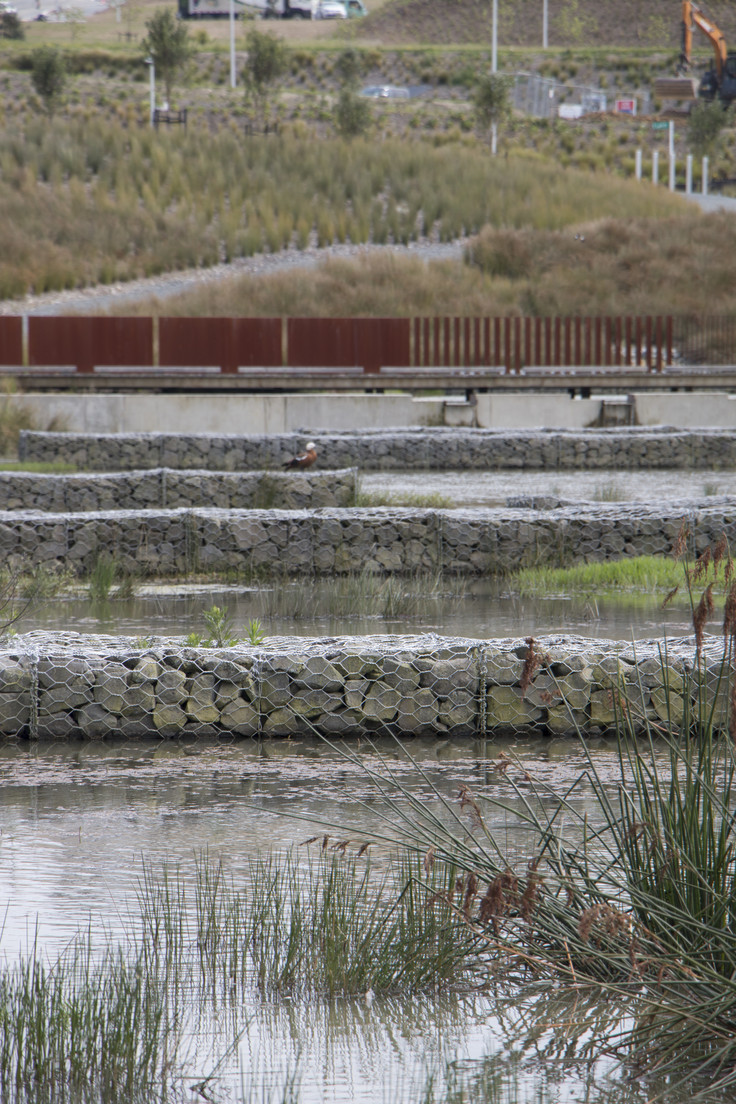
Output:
[[615, 98, 637, 115]]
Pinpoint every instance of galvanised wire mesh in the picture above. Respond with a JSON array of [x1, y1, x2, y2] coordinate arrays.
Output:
[[0, 632, 729, 743]]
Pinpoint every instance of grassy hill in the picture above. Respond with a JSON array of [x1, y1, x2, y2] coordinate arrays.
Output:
[[356, 0, 736, 49]]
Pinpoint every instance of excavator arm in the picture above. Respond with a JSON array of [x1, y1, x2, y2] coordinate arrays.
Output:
[[681, 0, 727, 79]]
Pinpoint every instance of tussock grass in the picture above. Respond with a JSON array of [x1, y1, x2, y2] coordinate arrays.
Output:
[[0, 114, 685, 302], [511, 555, 684, 596]]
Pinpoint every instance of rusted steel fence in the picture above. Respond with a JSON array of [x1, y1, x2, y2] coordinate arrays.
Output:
[[4, 314, 733, 375]]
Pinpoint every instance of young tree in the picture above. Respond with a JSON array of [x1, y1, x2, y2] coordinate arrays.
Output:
[[0, 10, 24, 39], [334, 87, 371, 139], [473, 72, 511, 149], [31, 46, 66, 115], [242, 28, 285, 131], [141, 8, 190, 107], [687, 100, 727, 160]]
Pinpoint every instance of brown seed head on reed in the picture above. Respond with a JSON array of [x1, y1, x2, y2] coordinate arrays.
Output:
[[662, 584, 679, 609], [672, 519, 689, 560], [693, 583, 715, 653], [520, 637, 542, 699], [691, 546, 712, 584], [713, 532, 729, 575], [463, 872, 479, 918]]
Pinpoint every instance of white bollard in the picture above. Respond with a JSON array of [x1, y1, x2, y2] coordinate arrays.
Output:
[[669, 154, 676, 191], [702, 155, 709, 195], [635, 148, 642, 180], [686, 154, 693, 194], [652, 150, 659, 184]]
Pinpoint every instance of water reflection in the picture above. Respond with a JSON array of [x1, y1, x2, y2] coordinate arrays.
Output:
[[12, 581, 697, 642], [0, 738, 719, 1104]]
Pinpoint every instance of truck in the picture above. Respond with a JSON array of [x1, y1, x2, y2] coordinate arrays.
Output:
[[178, 0, 248, 17], [655, 0, 736, 106]]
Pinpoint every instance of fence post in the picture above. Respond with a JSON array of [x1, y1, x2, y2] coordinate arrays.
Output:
[[686, 154, 693, 195], [635, 148, 642, 180], [652, 150, 659, 185], [702, 155, 709, 196]]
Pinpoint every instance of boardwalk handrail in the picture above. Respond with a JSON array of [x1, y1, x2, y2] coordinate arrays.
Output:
[[0, 314, 731, 377]]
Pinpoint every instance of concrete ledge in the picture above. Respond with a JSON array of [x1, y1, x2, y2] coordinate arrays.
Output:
[[0, 467, 357, 513], [19, 428, 736, 473], [2, 499, 733, 577], [0, 630, 723, 741]]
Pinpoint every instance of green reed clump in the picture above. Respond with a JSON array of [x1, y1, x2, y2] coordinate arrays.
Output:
[[511, 555, 685, 596], [327, 530, 736, 1093], [0, 937, 174, 1104], [87, 552, 135, 602], [136, 850, 478, 1002], [254, 568, 455, 622]]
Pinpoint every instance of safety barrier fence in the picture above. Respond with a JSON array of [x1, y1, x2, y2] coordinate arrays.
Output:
[[1, 315, 734, 376], [0, 632, 725, 742]]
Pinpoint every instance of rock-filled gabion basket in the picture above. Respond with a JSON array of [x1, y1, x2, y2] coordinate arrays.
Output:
[[19, 428, 736, 473], [0, 631, 728, 742], [0, 467, 357, 513], [0, 500, 734, 577]]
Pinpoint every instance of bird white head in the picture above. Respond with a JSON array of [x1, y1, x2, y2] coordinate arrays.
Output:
[[305, 442, 317, 451]]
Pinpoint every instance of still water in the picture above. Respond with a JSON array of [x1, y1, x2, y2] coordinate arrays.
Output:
[[0, 737, 717, 1103], [14, 582, 700, 642]]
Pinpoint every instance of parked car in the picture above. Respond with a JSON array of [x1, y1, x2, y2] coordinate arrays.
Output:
[[315, 0, 365, 17], [360, 84, 410, 99]]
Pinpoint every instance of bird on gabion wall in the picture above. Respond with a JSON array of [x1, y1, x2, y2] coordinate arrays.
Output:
[[283, 442, 317, 470]]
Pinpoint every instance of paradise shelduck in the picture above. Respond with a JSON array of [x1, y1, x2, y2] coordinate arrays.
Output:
[[283, 441, 317, 470]]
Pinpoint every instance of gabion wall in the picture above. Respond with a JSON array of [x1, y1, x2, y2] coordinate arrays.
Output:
[[19, 428, 736, 473], [0, 631, 725, 742], [2, 500, 734, 577], [0, 467, 356, 513]]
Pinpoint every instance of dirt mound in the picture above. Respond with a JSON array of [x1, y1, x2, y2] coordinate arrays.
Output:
[[358, 0, 736, 49]]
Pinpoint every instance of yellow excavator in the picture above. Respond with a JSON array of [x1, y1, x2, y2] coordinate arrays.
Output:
[[656, 1, 736, 105]]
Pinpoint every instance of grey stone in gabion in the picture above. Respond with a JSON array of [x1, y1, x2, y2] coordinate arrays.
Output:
[[485, 652, 524, 686], [153, 704, 188, 735], [0, 663, 31, 693], [186, 673, 218, 724], [120, 684, 156, 717], [0, 693, 30, 732], [362, 684, 401, 722], [421, 659, 479, 697], [395, 687, 437, 732], [259, 670, 291, 709], [41, 712, 79, 738], [157, 668, 188, 705], [636, 657, 686, 689], [438, 689, 477, 730], [344, 678, 369, 709], [319, 708, 364, 734], [291, 689, 340, 718], [38, 658, 93, 692], [77, 704, 120, 738], [382, 660, 421, 694], [525, 672, 591, 712], [297, 658, 344, 692], [219, 698, 259, 735], [650, 687, 685, 725], [215, 681, 242, 707], [546, 705, 587, 735], [131, 656, 161, 683], [590, 657, 635, 687], [486, 686, 543, 729], [262, 707, 300, 736], [590, 689, 617, 725], [335, 654, 382, 679], [94, 665, 129, 712], [39, 683, 88, 712]]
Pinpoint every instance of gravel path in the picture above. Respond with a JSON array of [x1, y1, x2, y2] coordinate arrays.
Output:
[[0, 240, 466, 317]]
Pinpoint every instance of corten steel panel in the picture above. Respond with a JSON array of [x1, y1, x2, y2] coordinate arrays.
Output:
[[287, 318, 353, 368], [159, 318, 282, 372], [28, 317, 153, 373], [0, 318, 22, 366], [354, 318, 410, 374]]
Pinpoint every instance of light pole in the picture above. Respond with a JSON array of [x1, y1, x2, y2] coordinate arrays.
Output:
[[229, 0, 236, 89], [145, 55, 156, 126], [491, 0, 498, 154]]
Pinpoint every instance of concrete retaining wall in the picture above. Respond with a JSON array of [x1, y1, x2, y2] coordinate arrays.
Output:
[[0, 631, 723, 741], [19, 428, 736, 473], [4, 500, 732, 577], [0, 467, 356, 513]]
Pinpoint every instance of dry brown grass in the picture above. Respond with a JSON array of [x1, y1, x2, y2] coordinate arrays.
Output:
[[112, 210, 736, 320]]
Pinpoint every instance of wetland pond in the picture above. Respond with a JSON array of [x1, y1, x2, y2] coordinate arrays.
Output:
[[0, 735, 712, 1104], [2, 467, 727, 1102]]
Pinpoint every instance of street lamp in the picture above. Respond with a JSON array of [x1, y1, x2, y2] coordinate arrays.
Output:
[[145, 55, 155, 127]]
